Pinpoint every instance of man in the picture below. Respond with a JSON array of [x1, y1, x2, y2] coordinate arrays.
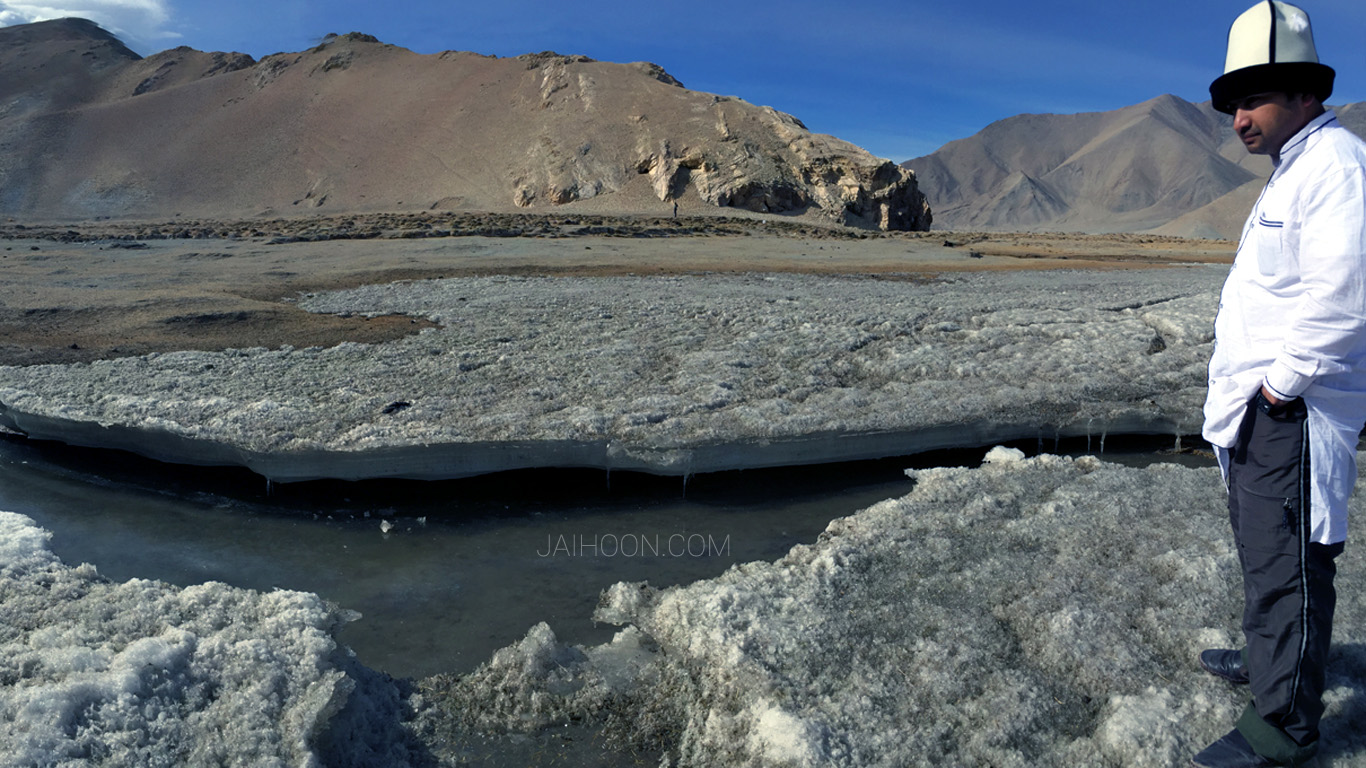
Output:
[[1197, 2, 1366, 766]]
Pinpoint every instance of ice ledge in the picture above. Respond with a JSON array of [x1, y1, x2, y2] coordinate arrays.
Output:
[[0, 401, 1193, 482]]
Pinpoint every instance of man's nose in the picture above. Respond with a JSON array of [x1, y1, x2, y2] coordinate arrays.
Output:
[[1233, 110, 1252, 133]]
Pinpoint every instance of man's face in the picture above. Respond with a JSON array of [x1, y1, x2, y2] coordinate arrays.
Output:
[[1231, 92, 1319, 158]]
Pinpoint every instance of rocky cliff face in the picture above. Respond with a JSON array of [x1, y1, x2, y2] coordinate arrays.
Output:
[[0, 20, 930, 231], [455, 51, 928, 230], [627, 98, 929, 229]]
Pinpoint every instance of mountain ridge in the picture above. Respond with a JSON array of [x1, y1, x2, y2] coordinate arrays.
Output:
[[904, 93, 1366, 238], [0, 18, 930, 230]]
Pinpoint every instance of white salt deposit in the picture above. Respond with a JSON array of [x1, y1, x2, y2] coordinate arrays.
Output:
[[0, 269, 1222, 480]]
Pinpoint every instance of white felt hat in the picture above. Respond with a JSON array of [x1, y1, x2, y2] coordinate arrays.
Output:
[[1209, 0, 1334, 114]]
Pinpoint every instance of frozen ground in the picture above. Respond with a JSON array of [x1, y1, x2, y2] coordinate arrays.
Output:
[[4, 451, 1364, 766], [0, 268, 1221, 481], [415, 449, 1366, 767], [0, 511, 423, 767], [9, 262, 1360, 766]]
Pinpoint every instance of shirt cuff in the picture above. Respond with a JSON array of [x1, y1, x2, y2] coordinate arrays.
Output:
[[1265, 360, 1311, 400]]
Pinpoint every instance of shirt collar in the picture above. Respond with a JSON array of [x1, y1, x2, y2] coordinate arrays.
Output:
[[1275, 109, 1338, 170]]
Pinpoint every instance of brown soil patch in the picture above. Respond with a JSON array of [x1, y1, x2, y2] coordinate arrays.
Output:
[[0, 305, 431, 366]]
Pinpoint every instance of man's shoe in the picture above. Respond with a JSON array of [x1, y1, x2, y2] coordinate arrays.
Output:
[[1191, 729, 1281, 767], [1200, 648, 1250, 685]]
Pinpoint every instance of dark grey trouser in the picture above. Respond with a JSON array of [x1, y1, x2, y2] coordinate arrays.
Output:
[[1227, 391, 1344, 765]]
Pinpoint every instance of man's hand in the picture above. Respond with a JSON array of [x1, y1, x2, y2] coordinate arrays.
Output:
[[1261, 384, 1283, 405]]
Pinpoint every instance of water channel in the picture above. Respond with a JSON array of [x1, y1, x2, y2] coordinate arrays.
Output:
[[0, 431, 1212, 681]]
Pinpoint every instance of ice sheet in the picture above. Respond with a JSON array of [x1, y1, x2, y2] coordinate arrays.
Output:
[[417, 451, 1366, 766], [0, 269, 1222, 480], [5, 450, 1364, 765], [0, 511, 406, 767]]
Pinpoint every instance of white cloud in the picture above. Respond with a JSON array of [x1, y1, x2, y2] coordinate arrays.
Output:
[[0, 0, 178, 52]]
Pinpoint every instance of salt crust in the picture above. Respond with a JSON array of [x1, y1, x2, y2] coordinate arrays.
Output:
[[0, 269, 1221, 480]]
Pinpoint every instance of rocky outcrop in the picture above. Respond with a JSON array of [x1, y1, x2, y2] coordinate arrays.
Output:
[[131, 47, 256, 96], [0, 20, 931, 231], [632, 103, 930, 229], [505, 56, 930, 230]]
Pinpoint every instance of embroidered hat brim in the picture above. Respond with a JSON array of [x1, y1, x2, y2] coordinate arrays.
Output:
[[1210, 60, 1335, 113]]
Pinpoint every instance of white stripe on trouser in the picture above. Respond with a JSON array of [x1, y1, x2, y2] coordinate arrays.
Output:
[[1288, 417, 1309, 721]]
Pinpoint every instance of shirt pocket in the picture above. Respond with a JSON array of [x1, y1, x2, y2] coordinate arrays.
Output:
[[1252, 211, 1286, 277]]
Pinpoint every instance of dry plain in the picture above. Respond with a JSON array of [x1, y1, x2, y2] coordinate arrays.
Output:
[[0, 213, 1233, 368]]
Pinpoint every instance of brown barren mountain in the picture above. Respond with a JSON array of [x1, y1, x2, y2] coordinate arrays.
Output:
[[0, 18, 930, 230], [904, 94, 1366, 239]]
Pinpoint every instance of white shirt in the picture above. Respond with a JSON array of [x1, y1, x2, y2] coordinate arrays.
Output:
[[1203, 110, 1366, 545]]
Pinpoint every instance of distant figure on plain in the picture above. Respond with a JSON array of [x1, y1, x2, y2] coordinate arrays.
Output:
[[1194, 2, 1366, 766]]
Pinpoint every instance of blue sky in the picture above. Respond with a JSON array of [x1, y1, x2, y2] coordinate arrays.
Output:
[[3, 0, 1365, 161]]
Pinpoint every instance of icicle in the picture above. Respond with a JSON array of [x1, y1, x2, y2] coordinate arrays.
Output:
[[1099, 429, 1107, 454]]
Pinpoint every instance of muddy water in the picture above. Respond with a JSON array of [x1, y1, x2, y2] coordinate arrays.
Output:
[[0, 433, 1210, 680]]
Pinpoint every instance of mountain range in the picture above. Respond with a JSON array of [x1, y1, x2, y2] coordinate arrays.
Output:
[[7, 17, 1365, 239], [0, 18, 929, 230], [904, 93, 1366, 239]]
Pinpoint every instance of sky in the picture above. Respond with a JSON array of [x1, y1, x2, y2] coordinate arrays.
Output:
[[2, 0, 1365, 162]]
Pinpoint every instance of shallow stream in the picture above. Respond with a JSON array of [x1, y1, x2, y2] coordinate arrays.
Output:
[[0, 432, 1212, 680]]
